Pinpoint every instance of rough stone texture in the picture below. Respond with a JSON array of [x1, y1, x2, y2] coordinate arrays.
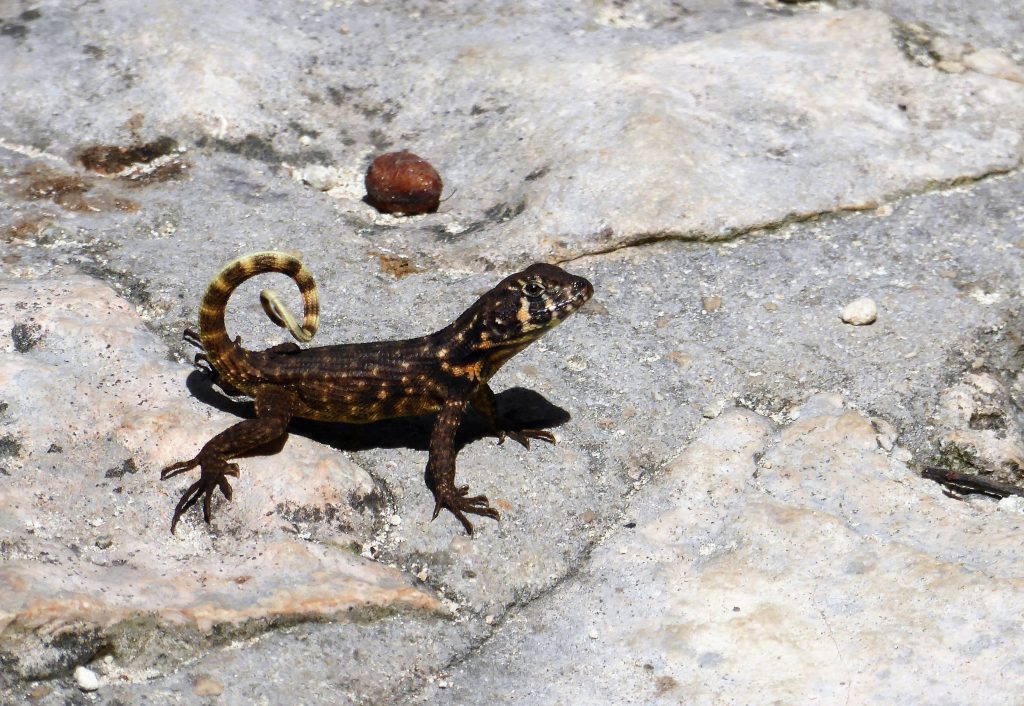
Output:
[[0, 275, 440, 683], [850, 0, 1024, 59], [422, 399, 1024, 705], [3, 5, 1023, 269], [934, 371, 1024, 482], [4, 0, 1024, 703]]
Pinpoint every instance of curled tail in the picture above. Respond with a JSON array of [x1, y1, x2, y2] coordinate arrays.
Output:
[[199, 252, 319, 383]]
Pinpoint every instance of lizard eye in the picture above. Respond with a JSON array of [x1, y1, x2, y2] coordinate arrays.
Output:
[[522, 281, 545, 298]]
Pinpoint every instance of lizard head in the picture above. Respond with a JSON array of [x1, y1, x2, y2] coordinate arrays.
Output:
[[459, 263, 594, 351]]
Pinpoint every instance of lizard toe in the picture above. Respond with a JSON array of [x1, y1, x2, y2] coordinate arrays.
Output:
[[161, 458, 199, 480]]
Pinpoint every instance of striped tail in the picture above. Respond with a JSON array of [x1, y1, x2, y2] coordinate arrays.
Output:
[[199, 252, 319, 383]]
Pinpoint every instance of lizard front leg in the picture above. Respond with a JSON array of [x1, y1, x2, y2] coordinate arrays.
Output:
[[427, 396, 499, 535], [161, 386, 295, 532], [470, 383, 555, 450]]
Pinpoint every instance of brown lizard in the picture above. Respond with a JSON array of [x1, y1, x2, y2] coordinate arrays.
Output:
[[162, 252, 593, 535]]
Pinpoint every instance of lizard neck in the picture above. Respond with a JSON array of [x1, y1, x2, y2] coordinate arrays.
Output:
[[432, 313, 534, 386]]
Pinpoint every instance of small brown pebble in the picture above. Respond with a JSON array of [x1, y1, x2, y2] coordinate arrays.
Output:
[[27, 685, 52, 703], [193, 675, 224, 697], [668, 350, 692, 367], [702, 296, 722, 313], [364, 151, 442, 215], [371, 252, 422, 279], [493, 498, 515, 512]]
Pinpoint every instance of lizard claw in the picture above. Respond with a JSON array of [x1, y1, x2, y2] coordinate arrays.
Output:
[[162, 456, 236, 533], [501, 429, 556, 450], [431, 484, 500, 535], [160, 458, 198, 480]]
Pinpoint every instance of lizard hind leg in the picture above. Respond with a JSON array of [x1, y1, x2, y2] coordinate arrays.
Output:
[[161, 386, 294, 533]]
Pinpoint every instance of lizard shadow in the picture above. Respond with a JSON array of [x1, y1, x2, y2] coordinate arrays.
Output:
[[184, 370, 571, 456]]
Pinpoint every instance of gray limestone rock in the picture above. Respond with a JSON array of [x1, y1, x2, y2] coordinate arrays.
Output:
[[422, 399, 1024, 705], [4, 1, 1024, 704], [0, 274, 441, 683]]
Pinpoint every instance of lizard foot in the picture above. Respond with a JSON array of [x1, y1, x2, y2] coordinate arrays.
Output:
[[161, 457, 240, 533], [431, 484, 500, 535], [497, 428, 556, 450]]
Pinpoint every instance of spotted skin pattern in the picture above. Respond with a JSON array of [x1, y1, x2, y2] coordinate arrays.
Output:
[[162, 252, 594, 535]]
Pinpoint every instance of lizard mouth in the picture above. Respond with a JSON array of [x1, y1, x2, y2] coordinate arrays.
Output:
[[549, 282, 593, 318], [551, 299, 582, 317]]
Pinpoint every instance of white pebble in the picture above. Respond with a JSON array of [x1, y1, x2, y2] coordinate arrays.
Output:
[[840, 297, 877, 325], [75, 666, 100, 692], [588, 629, 599, 639]]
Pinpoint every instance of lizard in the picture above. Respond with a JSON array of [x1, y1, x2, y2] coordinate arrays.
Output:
[[161, 252, 593, 535]]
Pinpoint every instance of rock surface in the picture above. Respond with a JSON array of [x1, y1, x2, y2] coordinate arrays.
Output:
[[0, 275, 441, 683], [3, 0, 1024, 704], [423, 399, 1024, 705]]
